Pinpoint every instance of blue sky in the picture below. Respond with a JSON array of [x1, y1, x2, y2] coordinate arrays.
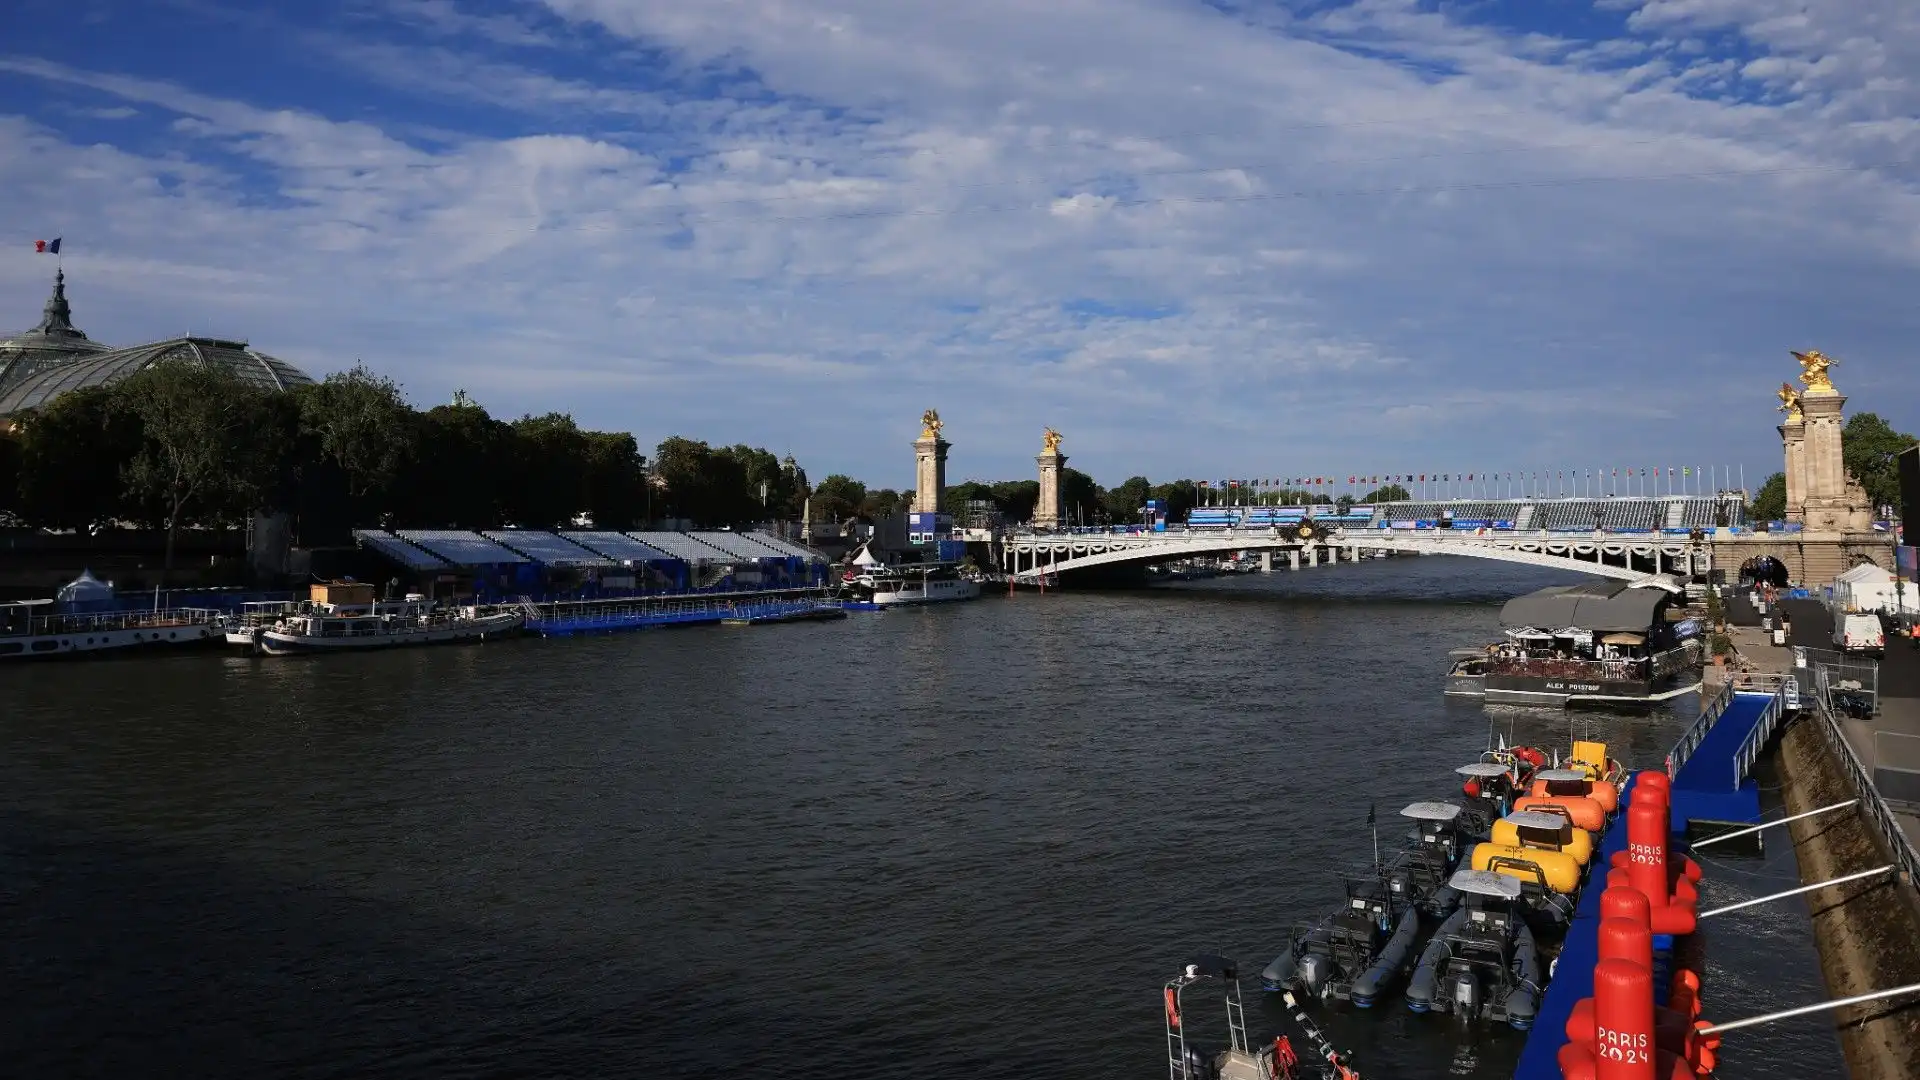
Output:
[[3, 0, 1917, 491]]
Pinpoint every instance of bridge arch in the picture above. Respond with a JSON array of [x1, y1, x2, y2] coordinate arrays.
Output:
[[1003, 529, 1702, 583]]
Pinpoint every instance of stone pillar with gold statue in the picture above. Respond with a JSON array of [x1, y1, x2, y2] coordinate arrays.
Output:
[[909, 409, 951, 545], [1790, 350, 1874, 534], [1776, 382, 1806, 524], [1034, 428, 1066, 530]]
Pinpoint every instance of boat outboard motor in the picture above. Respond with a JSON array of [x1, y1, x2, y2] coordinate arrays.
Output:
[[1295, 952, 1334, 999], [1447, 967, 1482, 1022]]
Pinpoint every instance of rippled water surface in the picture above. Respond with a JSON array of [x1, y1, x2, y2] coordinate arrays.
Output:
[[2, 556, 1841, 1078]]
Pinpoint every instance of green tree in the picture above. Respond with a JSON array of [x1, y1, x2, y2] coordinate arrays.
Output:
[[582, 431, 648, 529], [654, 436, 753, 525], [291, 364, 415, 532], [117, 360, 282, 582], [0, 432, 18, 525], [406, 397, 512, 528], [1749, 472, 1786, 522], [1147, 480, 1195, 523], [858, 488, 906, 520], [13, 386, 140, 531], [506, 413, 593, 528], [1842, 412, 1917, 512], [1059, 467, 1104, 525], [990, 480, 1040, 522], [1361, 483, 1411, 503], [1103, 475, 1153, 523], [810, 473, 867, 524]]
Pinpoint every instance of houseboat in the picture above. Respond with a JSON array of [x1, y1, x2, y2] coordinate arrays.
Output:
[[0, 571, 223, 661], [1446, 576, 1703, 706], [245, 581, 522, 655]]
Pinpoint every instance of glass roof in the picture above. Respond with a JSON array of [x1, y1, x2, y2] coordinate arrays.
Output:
[[0, 337, 316, 417]]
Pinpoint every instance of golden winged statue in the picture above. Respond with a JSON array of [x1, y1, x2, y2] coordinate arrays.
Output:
[[1042, 427, 1063, 453], [1791, 349, 1836, 394], [920, 408, 943, 439], [1776, 381, 1803, 420]]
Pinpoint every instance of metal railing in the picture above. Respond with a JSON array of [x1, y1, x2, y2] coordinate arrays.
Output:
[[13, 607, 226, 636], [1733, 682, 1793, 787], [1804, 686, 1920, 892], [1796, 646, 1879, 713], [1667, 680, 1735, 777]]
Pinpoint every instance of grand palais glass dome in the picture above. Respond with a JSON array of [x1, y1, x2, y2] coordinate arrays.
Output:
[[0, 271, 315, 420]]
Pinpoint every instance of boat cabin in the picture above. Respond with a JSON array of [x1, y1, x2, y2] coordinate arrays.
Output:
[[1457, 761, 1519, 819], [1391, 802, 1468, 907], [1450, 869, 1524, 931]]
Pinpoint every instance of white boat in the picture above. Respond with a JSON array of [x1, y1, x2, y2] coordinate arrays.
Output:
[[253, 601, 523, 655], [223, 600, 300, 647], [1, 598, 224, 661], [866, 565, 982, 607]]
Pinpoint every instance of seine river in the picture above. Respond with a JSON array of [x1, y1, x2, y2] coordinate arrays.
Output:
[[2, 556, 1840, 1079]]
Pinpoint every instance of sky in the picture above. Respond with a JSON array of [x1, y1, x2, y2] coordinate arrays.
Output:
[[2, 0, 1917, 491]]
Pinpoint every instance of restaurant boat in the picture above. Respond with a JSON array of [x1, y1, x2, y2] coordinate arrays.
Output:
[[1445, 576, 1703, 706]]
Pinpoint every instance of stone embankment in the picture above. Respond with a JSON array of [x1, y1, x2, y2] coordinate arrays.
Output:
[[1774, 715, 1920, 1080]]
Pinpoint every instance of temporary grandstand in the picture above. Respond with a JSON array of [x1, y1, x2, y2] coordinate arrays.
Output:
[[349, 528, 830, 600]]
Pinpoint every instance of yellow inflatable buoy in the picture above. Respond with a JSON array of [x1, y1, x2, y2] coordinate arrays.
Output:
[[1491, 812, 1594, 866], [1469, 843, 1582, 895]]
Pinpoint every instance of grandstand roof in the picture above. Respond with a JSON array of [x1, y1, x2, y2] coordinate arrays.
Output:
[[1499, 581, 1669, 633]]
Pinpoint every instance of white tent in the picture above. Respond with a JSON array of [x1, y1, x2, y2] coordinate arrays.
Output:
[[55, 569, 114, 605], [1835, 563, 1914, 613], [850, 544, 880, 567]]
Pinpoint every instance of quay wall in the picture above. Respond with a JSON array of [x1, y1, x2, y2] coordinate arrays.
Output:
[[1775, 714, 1920, 1080]]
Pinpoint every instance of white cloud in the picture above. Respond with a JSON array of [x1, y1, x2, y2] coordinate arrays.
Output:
[[1, 0, 1917, 487]]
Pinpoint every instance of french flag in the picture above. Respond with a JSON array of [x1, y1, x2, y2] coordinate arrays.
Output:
[[34, 238, 62, 254]]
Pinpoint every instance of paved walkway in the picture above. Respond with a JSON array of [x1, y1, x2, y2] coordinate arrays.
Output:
[[1717, 586, 1920, 846]]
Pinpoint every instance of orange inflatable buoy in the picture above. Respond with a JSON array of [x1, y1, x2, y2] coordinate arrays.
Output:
[[1513, 794, 1606, 832], [1165, 987, 1180, 1028]]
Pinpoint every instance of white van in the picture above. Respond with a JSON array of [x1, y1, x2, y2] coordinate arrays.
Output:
[[1834, 613, 1886, 655]]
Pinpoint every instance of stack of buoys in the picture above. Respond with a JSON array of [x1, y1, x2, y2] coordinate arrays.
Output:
[[1602, 772, 1701, 935], [1556, 772, 1720, 1079]]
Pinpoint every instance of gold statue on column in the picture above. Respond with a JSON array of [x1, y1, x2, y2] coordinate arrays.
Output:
[[1041, 427, 1063, 453], [919, 408, 943, 439], [1776, 382, 1803, 421], [1791, 349, 1837, 394]]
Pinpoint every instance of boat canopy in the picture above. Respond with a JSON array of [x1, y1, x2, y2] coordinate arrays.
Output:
[[1533, 768, 1587, 783], [1457, 762, 1512, 778], [1449, 869, 1525, 900], [1401, 801, 1464, 823], [1499, 580, 1670, 633], [1505, 810, 1575, 831]]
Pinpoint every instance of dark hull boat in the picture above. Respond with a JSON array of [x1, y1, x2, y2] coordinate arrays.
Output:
[[1405, 869, 1544, 1030]]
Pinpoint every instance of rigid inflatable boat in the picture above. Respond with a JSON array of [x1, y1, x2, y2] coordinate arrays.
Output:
[[1383, 802, 1475, 917], [1260, 872, 1422, 1007], [1404, 870, 1543, 1030]]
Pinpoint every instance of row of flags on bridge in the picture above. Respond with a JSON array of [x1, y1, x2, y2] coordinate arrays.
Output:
[[1199, 468, 1716, 488]]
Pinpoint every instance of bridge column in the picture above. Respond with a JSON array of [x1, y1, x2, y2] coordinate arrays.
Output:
[[1289, 550, 1300, 571], [1261, 551, 1272, 574], [1309, 547, 1320, 568]]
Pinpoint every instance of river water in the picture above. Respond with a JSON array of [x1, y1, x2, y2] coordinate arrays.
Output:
[[1, 556, 1841, 1079]]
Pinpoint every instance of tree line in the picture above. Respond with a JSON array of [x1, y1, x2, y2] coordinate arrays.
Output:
[[0, 360, 811, 572]]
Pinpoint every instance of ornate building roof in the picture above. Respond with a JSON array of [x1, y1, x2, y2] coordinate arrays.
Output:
[[0, 336, 317, 419], [0, 270, 112, 396]]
